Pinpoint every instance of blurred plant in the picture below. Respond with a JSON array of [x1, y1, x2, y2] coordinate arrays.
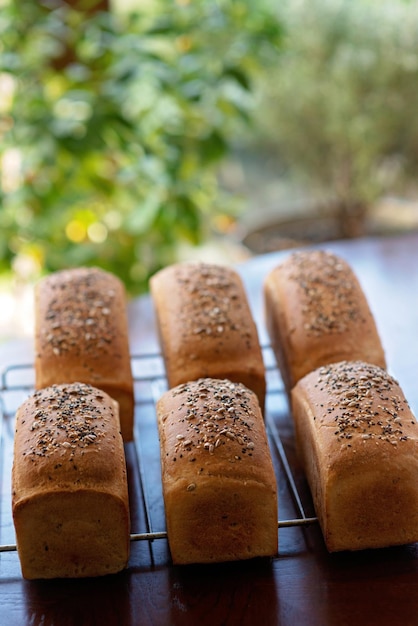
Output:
[[258, 0, 418, 237], [0, 0, 281, 293]]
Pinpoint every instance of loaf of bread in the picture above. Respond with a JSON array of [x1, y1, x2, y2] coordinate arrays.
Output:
[[263, 250, 386, 395], [156, 378, 278, 564], [150, 262, 266, 411], [34, 267, 134, 441], [291, 360, 418, 552], [12, 382, 130, 579]]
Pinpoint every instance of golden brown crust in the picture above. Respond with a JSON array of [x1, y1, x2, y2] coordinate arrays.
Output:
[[12, 382, 130, 579], [150, 262, 266, 411], [264, 250, 386, 394], [291, 361, 418, 552], [156, 378, 278, 564], [34, 267, 134, 440]]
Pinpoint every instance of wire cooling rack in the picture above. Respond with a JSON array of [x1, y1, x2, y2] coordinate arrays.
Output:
[[0, 346, 318, 556]]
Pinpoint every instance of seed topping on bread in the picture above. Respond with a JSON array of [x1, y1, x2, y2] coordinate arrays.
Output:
[[312, 361, 413, 446], [289, 251, 364, 335], [39, 268, 117, 357], [173, 263, 253, 347], [163, 378, 257, 465], [18, 383, 110, 460]]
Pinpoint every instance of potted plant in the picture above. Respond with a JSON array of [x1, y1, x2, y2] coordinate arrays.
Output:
[[248, 0, 418, 247]]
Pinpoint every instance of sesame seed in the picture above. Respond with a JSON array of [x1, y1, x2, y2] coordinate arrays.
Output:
[[162, 378, 256, 463], [314, 361, 412, 447]]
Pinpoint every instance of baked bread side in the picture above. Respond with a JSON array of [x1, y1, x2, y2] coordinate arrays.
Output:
[[12, 382, 130, 579], [156, 378, 278, 564], [34, 267, 134, 440], [150, 262, 266, 411], [264, 250, 386, 394], [291, 360, 418, 552]]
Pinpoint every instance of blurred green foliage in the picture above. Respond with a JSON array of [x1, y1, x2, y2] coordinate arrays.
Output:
[[0, 0, 281, 293], [258, 0, 418, 236]]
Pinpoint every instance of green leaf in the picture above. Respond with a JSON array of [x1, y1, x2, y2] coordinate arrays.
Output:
[[124, 192, 162, 235], [0, 0, 282, 291]]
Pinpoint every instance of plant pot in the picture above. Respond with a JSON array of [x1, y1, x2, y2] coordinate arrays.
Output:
[[241, 213, 344, 255]]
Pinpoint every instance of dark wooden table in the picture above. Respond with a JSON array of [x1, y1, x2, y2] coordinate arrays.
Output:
[[1, 233, 418, 626]]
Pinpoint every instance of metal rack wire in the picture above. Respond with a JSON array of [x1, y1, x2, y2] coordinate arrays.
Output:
[[0, 347, 317, 555]]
